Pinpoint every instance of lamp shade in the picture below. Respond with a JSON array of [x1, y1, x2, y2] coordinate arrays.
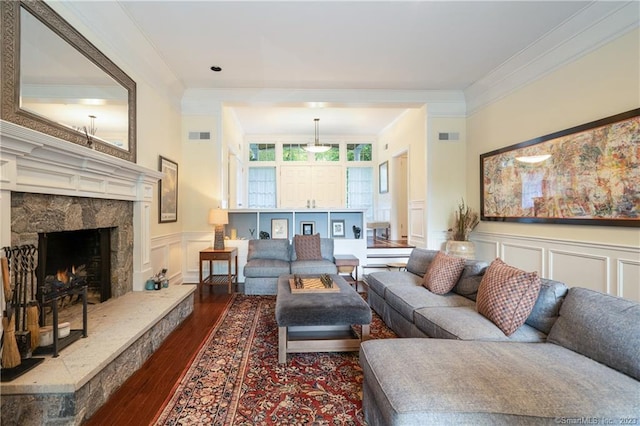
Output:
[[208, 208, 228, 225]]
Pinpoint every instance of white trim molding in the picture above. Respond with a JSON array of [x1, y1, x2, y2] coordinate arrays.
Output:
[[472, 231, 640, 302]]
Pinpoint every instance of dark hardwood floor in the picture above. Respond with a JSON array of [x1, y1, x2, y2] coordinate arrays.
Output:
[[367, 237, 412, 248], [84, 285, 232, 426]]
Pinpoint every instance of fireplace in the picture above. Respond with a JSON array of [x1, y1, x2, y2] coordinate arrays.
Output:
[[10, 193, 134, 301], [37, 228, 112, 306]]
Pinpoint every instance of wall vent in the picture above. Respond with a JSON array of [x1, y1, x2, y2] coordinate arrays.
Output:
[[438, 132, 460, 141], [188, 131, 211, 140]]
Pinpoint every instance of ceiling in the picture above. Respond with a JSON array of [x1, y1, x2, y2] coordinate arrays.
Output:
[[117, 1, 597, 136]]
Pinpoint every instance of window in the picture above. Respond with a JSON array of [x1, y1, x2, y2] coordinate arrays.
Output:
[[314, 144, 340, 161], [347, 143, 372, 161], [347, 167, 373, 221], [282, 144, 308, 161], [248, 167, 276, 208], [249, 143, 275, 161]]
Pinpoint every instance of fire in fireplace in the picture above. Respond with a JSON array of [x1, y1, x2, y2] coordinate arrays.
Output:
[[37, 228, 112, 306]]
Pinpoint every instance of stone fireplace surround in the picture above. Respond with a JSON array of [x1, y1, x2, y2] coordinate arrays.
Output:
[[0, 121, 195, 424], [11, 192, 133, 301]]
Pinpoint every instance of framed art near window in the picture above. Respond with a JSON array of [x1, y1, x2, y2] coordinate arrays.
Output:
[[301, 221, 315, 235], [271, 218, 289, 239], [379, 161, 388, 194], [331, 219, 345, 238], [159, 156, 178, 223], [480, 108, 639, 227]]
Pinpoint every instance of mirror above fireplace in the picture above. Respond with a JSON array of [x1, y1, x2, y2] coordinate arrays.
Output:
[[1, 0, 137, 162]]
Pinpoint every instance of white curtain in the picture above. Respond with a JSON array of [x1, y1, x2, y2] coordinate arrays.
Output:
[[248, 167, 276, 208], [347, 167, 373, 221]]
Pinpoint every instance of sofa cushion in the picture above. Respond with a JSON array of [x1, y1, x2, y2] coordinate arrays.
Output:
[[290, 259, 337, 275], [476, 259, 541, 336], [451, 260, 488, 301], [247, 239, 290, 262], [405, 248, 438, 277], [385, 285, 474, 322], [360, 339, 640, 425], [422, 251, 466, 295], [524, 278, 568, 334], [366, 271, 424, 298], [547, 287, 640, 381], [243, 259, 290, 278], [293, 234, 322, 260], [291, 237, 335, 262], [414, 306, 546, 342]]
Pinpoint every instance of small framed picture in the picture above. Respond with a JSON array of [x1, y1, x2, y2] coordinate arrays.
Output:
[[159, 156, 178, 223], [271, 218, 289, 239], [379, 161, 389, 194], [331, 219, 345, 238], [301, 221, 315, 235]]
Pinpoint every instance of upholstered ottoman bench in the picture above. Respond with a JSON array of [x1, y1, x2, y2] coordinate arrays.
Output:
[[275, 274, 372, 364]]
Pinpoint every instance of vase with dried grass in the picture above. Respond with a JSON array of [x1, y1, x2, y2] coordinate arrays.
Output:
[[446, 199, 480, 259]]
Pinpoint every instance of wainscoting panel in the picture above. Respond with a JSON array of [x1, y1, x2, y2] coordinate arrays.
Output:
[[618, 258, 640, 301], [409, 200, 425, 246], [473, 238, 500, 263], [183, 234, 212, 283], [150, 232, 184, 285], [501, 243, 544, 276], [472, 232, 639, 302], [549, 250, 609, 295]]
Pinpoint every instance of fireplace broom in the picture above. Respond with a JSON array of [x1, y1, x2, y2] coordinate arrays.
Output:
[[1, 256, 21, 368]]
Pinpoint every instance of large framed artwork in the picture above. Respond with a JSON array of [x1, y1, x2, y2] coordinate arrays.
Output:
[[480, 108, 639, 227], [159, 156, 178, 223]]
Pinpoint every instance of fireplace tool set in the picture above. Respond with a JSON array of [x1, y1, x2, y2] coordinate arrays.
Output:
[[1, 245, 44, 380]]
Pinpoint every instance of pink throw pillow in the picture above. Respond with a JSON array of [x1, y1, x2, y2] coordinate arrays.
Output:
[[294, 234, 322, 260], [476, 258, 541, 336], [422, 251, 466, 295]]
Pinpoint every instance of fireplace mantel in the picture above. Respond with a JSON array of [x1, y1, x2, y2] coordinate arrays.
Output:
[[0, 120, 161, 201], [1, 120, 163, 291]]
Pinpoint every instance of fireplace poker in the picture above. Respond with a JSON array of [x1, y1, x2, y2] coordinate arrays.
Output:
[[26, 245, 40, 349]]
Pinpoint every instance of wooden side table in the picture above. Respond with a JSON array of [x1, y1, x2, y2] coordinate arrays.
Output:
[[199, 247, 238, 294], [386, 262, 407, 271], [334, 254, 360, 285]]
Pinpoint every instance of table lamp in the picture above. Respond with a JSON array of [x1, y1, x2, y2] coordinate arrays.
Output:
[[208, 208, 228, 250]]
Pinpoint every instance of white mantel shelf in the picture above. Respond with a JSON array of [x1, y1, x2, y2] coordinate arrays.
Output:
[[0, 120, 162, 202]]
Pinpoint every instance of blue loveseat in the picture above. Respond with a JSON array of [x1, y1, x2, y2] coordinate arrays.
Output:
[[243, 238, 337, 295]]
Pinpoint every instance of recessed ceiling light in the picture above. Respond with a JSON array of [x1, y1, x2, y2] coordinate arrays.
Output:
[[210, 66, 222, 72]]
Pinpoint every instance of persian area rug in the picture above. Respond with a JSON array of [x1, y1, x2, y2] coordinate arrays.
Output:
[[154, 294, 396, 425]]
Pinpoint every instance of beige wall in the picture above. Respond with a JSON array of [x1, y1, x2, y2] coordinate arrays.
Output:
[[427, 116, 467, 246], [467, 28, 640, 247], [377, 106, 428, 242], [138, 85, 182, 238], [179, 115, 221, 233]]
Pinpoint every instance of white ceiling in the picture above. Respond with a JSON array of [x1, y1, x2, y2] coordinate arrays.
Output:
[[115, 1, 604, 136]]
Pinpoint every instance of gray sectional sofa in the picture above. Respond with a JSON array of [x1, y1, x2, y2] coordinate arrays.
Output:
[[243, 238, 337, 295], [366, 248, 567, 341], [360, 248, 640, 424]]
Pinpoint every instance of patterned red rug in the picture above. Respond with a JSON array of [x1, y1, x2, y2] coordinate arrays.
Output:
[[154, 294, 396, 425]]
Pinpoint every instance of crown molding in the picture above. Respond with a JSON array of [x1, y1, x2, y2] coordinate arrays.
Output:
[[182, 88, 466, 114], [464, 1, 639, 116]]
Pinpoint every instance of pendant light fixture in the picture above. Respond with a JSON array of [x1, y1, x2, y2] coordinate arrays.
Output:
[[303, 118, 330, 153]]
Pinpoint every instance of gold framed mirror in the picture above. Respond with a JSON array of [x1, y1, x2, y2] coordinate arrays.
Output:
[[1, 0, 137, 162]]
